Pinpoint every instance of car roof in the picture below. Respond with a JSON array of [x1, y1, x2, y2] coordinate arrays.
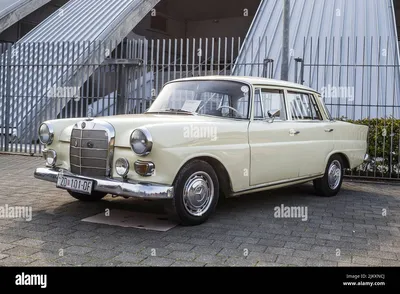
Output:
[[167, 76, 320, 94]]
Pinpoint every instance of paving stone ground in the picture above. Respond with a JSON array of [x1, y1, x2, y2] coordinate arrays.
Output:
[[0, 154, 400, 267]]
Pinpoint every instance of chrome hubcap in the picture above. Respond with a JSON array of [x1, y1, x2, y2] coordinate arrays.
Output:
[[328, 160, 342, 190], [183, 171, 214, 217]]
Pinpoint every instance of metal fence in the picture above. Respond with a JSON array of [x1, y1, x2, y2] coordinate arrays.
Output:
[[0, 36, 399, 180]]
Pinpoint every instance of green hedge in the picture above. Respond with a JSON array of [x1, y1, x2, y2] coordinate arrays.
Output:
[[344, 117, 400, 177]]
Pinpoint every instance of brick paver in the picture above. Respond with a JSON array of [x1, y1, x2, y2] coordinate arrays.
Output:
[[0, 154, 400, 266]]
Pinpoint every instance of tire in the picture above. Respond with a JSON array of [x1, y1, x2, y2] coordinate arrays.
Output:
[[68, 190, 107, 201], [313, 155, 344, 197], [165, 160, 219, 226]]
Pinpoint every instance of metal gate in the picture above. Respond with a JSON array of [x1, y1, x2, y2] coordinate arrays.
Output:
[[1, 37, 399, 180]]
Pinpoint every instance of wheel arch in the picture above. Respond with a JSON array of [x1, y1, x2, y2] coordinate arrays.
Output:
[[173, 156, 233, 198], [329, 152, 351, 169]]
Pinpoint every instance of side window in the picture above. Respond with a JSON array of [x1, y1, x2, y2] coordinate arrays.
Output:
[[317, 94, 332, 120], [254, 89, 285, 120], [287, 92, 322, 120]]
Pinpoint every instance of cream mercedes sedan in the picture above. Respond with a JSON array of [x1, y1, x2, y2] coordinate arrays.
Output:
[[34, 76, 368, 226]]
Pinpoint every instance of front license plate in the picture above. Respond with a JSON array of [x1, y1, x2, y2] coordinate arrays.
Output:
[[57, 175, 93, 194]]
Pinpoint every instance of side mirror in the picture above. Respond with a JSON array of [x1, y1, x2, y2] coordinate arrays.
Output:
[[267, 109, 280, 123]]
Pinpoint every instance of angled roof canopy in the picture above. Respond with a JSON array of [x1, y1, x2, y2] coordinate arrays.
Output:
[[0, 0, 51, 34]]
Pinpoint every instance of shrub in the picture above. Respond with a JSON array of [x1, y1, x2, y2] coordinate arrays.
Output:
[[344, 117, 400, 177]]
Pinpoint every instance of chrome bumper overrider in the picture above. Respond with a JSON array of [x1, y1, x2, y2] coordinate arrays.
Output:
[[34, 167, 174, 200]]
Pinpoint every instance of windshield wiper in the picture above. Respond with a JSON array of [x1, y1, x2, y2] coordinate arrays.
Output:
[[162, 109, 194, 114]]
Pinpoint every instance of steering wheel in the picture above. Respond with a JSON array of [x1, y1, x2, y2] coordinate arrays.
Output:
[[217, 106, 243, 118]]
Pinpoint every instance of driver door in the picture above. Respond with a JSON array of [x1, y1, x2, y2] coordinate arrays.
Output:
[[248, 88, 300, 186]]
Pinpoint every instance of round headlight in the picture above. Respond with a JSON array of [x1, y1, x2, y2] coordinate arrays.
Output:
[[39, 123, 54, 145], [130, 128, 153, 156], [45, 150, 57, 167], [115, 158, 129, 177]]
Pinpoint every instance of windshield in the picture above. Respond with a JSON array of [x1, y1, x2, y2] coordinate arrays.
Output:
[[147, 80, 251, 119]]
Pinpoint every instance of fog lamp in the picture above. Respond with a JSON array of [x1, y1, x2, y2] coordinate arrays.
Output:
[[43, 149, 57, 167], [115, 158, 130, 177]]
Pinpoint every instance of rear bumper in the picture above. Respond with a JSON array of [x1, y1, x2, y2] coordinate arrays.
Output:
[[34, 167, 174, 200]]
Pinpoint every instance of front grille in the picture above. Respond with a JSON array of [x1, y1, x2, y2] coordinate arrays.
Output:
[[70, 128, 109, 177]]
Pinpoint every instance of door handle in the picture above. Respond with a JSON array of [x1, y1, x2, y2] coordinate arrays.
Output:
[[325, 128, 334, 132], [289, 129, 300, 136]]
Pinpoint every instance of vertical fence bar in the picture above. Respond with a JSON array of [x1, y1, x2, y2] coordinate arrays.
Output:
[[161, 39, 165, 87], [143, 38, 148, 111], [0, 44, 4, 151], [352, 37, 357, 121], [39, 42, 45, 154], [185, 38, 189, 78], [4, 45, 11, 152], [383, 37, 389, 177], [186, 38, 189, 77], [96, 41, 101, 117], [168, 39, 171, 83], [12, 43, 18, 152], [361, 37, 366, 120], [230, 37, 234, 76], [345, 37, 349, 120], [20, 43, 25, 152], [155, 39, 160, 95], [324, 37, 331, 115], [33, 42, 39, 153], [375, 37, 381, 177], [205, 38, 208, 76], [76, 41, 82, 118], [192, 38, 195, 77], [61, 41, 66, 120], [331, 37, 336, 118], [100, 41, 105, 116], [367, 37, 374, 177], [90, 40, 96, 116], [210, 38, 214, 75], [28, 42, 34, 153], [350, 37, 356, 176], [224, 37, 227, 75], [150, 39, 154, 103], [173, 39, 177, 80], [257, 37, 262, 77], [337, 37, 343, 119], [0, 44, 2, 151], [1, 44, 5, 151], [315, 37, 319, 90], [10, 43, 17, 153], [199, 38, 203, 76], [249, 37, 253, 76], [309, 37, 313, 87], [391, 41, 396, 177], [217, 38, 221, 75]]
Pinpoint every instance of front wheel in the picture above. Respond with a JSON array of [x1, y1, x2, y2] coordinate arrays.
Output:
[[68, 190, 107, 201], [165, 160, 219, 226], [313, 155, 344, 197]]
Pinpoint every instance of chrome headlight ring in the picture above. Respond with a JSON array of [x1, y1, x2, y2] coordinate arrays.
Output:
[[38, 123, 54, 145], [130, 127, 153, 156]]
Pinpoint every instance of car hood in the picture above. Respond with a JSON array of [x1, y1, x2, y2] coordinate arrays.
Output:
[[59, 113, 243, 147], [101, 113, 216, 126]]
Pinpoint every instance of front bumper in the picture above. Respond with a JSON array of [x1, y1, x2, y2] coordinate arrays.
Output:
[[34, 167, 174, 200]]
